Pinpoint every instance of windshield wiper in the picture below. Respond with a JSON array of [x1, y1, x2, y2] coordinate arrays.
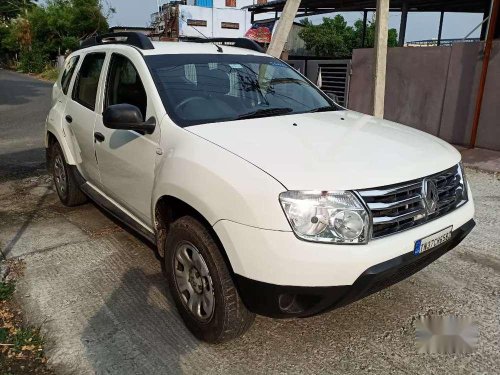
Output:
[[308, 105, 338, 113], [237, 107, 293, 120]]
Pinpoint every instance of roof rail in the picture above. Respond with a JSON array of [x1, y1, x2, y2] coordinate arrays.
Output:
[[79, 32, 154, 50], [182, 37, 264, 53]]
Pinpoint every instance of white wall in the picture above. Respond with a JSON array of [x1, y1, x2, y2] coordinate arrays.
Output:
[[179, 5, 214, 37], [213, 0, 255, 10], [213, 8, 252, 38], [178, 4, 252, 38]]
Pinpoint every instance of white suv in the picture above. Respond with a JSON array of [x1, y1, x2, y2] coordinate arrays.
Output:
[[45, 33, 475, 343]]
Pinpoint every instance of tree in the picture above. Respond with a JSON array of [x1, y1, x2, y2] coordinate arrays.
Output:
[[28, 0, 111, 54], [299, 14, 398, 58], [1, 0, 113, 71], [0, 0, 37, 22]]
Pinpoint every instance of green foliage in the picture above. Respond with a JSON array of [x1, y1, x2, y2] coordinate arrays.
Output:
[[18, 47, 48, 73], [1, 0, 112, 66], [299, 15, 399, 58], [38, 66, 60, 81], [28, 0, 110, 56], [0, 0, 37, 22], [0, 282, 15, 300], [0, 327, 9, 342], [11, 327, 44, 354]]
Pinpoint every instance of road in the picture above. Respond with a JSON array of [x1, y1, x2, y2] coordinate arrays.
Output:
[[0, 69, 52, 181], [0, 71, 499, 374]]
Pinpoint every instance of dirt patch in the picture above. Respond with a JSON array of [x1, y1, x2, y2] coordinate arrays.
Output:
[[0, 260, 53, 374]]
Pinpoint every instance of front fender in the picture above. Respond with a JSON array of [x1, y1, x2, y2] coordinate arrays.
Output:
[[152, 123, 291, 231]]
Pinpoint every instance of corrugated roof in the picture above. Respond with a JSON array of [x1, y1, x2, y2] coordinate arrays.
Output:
[[246, 0, 489, 14]]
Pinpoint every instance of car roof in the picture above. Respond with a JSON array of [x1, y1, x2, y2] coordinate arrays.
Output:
[[146, 41, 268, 56], [72, 40, 268, 57]]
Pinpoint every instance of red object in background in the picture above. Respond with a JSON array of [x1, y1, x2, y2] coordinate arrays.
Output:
[[245, 23, 274, 44]]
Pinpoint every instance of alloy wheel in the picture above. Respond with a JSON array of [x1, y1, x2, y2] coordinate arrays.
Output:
[[174, 241, 215, 322], [53, 153, 68, 199]]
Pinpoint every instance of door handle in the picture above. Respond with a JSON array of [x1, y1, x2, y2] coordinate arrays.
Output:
[[94, 132, 105, 143], [65, 115, 73, 123]]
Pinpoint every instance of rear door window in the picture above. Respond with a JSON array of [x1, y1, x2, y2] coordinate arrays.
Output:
[[61, 56, 80, 95], [72, 53, 106, 111]]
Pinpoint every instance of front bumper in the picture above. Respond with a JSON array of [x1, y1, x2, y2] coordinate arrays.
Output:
[[234, 219, 475, 318], [214, 198, 474, 287]]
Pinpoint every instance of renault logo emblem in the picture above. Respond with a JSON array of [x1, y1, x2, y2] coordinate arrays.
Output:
[[422, 178, 439, 214]]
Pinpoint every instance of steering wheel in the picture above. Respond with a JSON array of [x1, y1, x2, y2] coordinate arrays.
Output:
[[175, 96, 210, 112]]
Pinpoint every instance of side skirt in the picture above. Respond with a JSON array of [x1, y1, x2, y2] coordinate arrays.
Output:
[[70, 166, 156, 245]]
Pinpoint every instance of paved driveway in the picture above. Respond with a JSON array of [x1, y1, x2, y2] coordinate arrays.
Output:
[[0, 71, 499, 374]]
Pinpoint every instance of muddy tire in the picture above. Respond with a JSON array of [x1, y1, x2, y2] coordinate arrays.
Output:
[[165, 216, 255, 343], [51, 143, 87, 207]]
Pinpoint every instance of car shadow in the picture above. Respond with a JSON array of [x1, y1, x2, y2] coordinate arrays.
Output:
[[81, 267, 196, 374], [0, 75, 52, 107], [0, 147, 47, 183]]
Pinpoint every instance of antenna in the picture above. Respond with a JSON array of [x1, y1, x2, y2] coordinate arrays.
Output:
[[178, 15, 223, 53]]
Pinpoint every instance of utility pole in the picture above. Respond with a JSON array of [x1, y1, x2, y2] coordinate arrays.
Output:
[[372, 0, 389, 118], [470, 0, 500, 148], [398, 0, 408, 47], [267, 0, 301, 58]]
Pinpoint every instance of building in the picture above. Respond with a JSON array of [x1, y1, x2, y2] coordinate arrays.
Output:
[[150, 0, 256, 40]]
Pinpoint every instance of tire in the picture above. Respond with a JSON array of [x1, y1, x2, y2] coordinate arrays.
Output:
[[51, 142, 87, 207], [165, 216, 255, 343]]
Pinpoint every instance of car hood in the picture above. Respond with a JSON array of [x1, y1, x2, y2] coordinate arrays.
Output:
[[187, 110, 461, 190]]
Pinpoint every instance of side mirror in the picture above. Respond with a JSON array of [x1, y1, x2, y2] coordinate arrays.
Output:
[[102, 104, 155, 134]]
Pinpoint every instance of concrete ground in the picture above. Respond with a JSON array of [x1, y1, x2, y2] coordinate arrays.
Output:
[[1, 70, 499, 374]]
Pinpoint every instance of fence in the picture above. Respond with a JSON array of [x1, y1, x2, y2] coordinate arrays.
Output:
[[348, 41, 500, 151], [287, 58, 351, 107]]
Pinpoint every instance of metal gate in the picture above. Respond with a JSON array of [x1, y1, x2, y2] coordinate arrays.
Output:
[[307, 59, 351, 106], [287, 59, 352, 107]]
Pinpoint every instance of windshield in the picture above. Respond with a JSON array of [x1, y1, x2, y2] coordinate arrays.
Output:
[[145, 54, 337, 127]]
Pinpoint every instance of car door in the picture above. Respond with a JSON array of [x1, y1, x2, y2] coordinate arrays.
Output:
[[64, 52, 107, 184], [47, 54, 80, 146], [51, 54, 80, 116], [94, 51, 160, 225]]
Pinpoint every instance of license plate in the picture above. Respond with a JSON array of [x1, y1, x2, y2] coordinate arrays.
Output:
[[414, 226, 453, 255]]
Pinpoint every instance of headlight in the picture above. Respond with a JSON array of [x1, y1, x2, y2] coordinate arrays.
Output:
[[279, 191, 370, 244]]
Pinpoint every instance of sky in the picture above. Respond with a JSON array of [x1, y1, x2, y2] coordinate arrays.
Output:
[[108, 1, 484, 42]]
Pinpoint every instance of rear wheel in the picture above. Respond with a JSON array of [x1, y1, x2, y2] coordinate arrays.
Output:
[[51, 143, 87, 206], [165, 216, 255, 343]]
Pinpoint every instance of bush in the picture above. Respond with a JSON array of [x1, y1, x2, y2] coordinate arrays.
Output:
[[18, 48, 48, 73], [38, 66, 60, 82]]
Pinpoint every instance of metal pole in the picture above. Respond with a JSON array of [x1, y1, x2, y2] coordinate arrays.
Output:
[[470, 0, 499, 148], [361, 10, 368, 47], [372, 0, 389, 118], [437, 11, 444, 46], [398, 0, 408, 47]]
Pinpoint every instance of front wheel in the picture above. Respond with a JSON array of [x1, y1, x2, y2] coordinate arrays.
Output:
[[165, 216, 255, 343]]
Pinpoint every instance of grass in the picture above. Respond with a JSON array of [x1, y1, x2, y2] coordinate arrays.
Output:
[[10, 327, 44, 354], [0, 283, 15, 301], [37, 67, 59, 82], [0, 261, 53, 374]]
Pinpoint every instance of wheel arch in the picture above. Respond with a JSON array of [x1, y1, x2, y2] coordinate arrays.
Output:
[[154, 195, 236, 275], [45, 129, 77, 166]]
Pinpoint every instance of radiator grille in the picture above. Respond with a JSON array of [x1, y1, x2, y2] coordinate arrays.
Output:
[[358, 164, 467, 239]]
